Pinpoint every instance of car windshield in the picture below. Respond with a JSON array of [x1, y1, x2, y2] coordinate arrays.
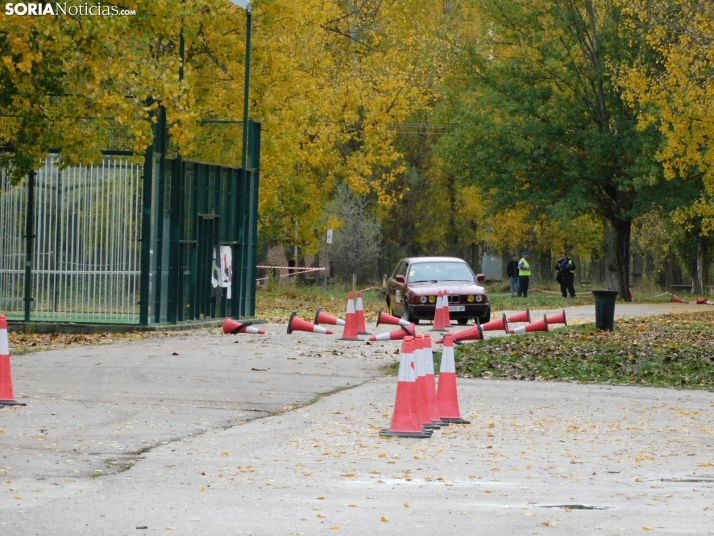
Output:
[[407, 262, 475, 283]]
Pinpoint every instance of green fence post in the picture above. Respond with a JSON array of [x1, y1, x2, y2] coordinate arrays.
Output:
[[23, 170, 36, 322], [139, 105, 155, 327]]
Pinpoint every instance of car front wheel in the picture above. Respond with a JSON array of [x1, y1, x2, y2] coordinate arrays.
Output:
[[457, 318, 469, 326], [404, 305, 419, 325], [477, 306, 491, 324]]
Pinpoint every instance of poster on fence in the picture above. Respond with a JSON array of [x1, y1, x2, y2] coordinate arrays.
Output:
[[212, 246, 233, 299]]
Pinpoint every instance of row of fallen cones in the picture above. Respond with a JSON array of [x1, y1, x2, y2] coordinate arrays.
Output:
[[671, 294, 714, 305]]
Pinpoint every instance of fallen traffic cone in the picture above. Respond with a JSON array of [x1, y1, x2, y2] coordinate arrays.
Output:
[[376, 309, 411, 328], [380, 336, 431, 438], [369, 323, 415, 342], [430, 291, 446, 332], [0, 315, 25, 407], [696, 297, 714, 305], [339, 292, 361, 341], [545, 309, 567, 326], [423, 334, 446, 426], [287, 312, 333, 335], [449, 321, 485, 344], [223, 317, 266, 335], [507, 308, 531, 323], [314, 308, 346, 326], [436, 333, 469, 424], [441, 291, 452, 328], [509, 315, 549, 334], [355, 291, 371, 335], [480, 314, 509, 333], [670, 294, 689, 304]]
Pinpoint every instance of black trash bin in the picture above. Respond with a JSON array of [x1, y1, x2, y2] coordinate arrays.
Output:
[[592, 290, 619, 331]]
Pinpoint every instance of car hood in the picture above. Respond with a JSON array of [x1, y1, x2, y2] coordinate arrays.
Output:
[[406, 281, 487, 295]]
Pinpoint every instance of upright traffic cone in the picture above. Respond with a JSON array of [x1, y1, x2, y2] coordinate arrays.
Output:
[[355, 291, 371, 335], [380, 336, 431, 438], [423, 334, 445, 426], [0, 315, 25, 407], [436, 333, 469, 424], [441, 291, 452, 328], [314, 308, 346, 326], [223, 317, 266, 335], [480, 314, 509, 333], [369, 323, 415, 342], [287, 312, 333, 335], [509, 315, 549, 334], [696, 297, 714, 305], [414, 336, 439, 429], [670, 294, 689, 304], [339, 292, 361, 341], [430, 291, 446, 332], [545, 309, 567, 326], [376, 309, 411, 328], [507, 308, 531, 323]]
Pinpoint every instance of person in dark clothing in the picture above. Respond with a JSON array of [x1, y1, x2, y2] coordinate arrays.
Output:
[[555, 253, 576, 298], [517, 251, 530, 297], [506, 255, 519, 298]]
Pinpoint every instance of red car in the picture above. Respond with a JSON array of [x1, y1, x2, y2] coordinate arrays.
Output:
[[386, 257, 490, 325]]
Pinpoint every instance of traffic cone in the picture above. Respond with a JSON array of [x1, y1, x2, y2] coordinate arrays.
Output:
[[442, 291, 452, 327], [223, 317, 266, 335], [414, 336, 440, 429], [0, 315, 25, 407], [287, 312, 333, 335], [480, 314, 509, 333], [339, 292, 361, 341], [314, 308, 346, 326], [355, 291, 371, 335], [507, 308, 531, 323], [509, 315, 549, 334], [423, 334, 445, 426], [448, 321, 485, 344], [430, 291, 446, 332], [696, 297, 714, 305], [376, 309, 410, 328], [545, 309, 567, 326], [436, 333, 469, 424], [670, 294, 689, 304], [380, 336, 432, 438], [369, 323, 415, 342]]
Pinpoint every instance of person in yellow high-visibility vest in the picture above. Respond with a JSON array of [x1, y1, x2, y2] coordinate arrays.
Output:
[[517, 251, 531, 297]]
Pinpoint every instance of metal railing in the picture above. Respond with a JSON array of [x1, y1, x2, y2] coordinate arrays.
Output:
[[0, 155, 143, 322]]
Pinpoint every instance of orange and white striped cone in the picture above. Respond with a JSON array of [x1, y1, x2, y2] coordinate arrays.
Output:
[[545, 309, 567, 326], [287, 312, 334, 335], [436, 333, 469, 424], [696, 297, 714, 305], [369, 323, 415, 342], [509, 315, 549, 334], [223, 317, 266, 335], [314, 308, 346, 326], [435, 321, 484, 344], [0, 315, 25, 407], [423, 334, 446, 426], [480, 314, 509, 333], [380, 336, 432, 438], [339, 292, 361, 341], [414, 336, 440, 429], [670, 294, 689, 304], [430, 291, 446, 332], [355, 291, 371, 335], [441, 291, 452, 328], [507, 308, 531, 323], [376, 309, 410, 328]]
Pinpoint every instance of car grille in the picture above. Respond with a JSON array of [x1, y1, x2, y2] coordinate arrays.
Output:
[[447, 295, 460, 303]]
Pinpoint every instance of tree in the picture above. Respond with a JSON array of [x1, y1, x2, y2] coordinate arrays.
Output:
[[434, 0, 697, 300]]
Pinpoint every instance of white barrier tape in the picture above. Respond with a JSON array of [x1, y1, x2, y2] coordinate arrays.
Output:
[[256, 265, 327, 270], [256, 266, 325, 282]]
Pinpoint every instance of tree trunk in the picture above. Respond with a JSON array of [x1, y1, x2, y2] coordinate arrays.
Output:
[[613, 219, 632, 301], [692, 234, 706, 294]]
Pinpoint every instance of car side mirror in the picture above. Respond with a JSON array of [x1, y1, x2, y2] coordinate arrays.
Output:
[[395, 275, 406, 284], [476, 274, 485, 283]]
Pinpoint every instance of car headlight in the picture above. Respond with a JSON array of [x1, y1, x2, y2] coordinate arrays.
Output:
[[476, 295, 483, 302], [420, 296, 427, 304], [467, 295, 475, 303], [428, 295, 436, 303]]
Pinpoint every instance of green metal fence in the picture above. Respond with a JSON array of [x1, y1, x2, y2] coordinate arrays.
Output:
[[0, 113, 261, 326]]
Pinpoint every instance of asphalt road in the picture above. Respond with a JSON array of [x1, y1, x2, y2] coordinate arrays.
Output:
[[1, 302, 712, 535]]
